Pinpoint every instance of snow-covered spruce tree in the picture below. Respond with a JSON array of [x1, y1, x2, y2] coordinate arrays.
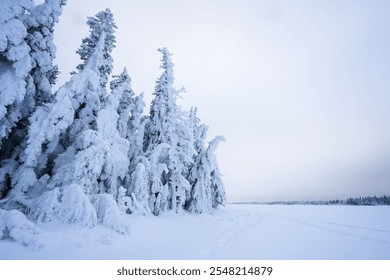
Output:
[[144, 48, 195, 215], [110, 68, 135, 139], [126, 91, 151, 215], [59, 86, 131, 233], [0, 0, 35, 196], [94, 77, 131, 198], [186, 108, 226, 213], [147, 143, 169, 216], [66, 8, 117, 145], [128, 160, 151, 215], [128, 93, 146, 162], [6, 10, 111, 202], [0, 0, 67, 246], [37, 9, 130, 232], [110, 69, 150, 215], [186, 109, 211, 213], [0, 0, 66, 149], [0, 0, 65, 202], [76, 8, 116, 91], [207, 136, 226, 208], [25, 0, 67, 106], [109, 67, 146, 169], [0, 0, 34, 151]]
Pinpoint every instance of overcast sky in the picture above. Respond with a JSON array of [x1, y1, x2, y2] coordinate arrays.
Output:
[[50, 0, 390, 202]]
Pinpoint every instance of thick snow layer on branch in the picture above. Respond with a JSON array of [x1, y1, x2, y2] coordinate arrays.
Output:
[[0, 0, 34, 24], [0, 52, 29, 121]]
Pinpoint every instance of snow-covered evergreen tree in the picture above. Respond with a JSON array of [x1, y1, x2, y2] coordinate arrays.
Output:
[[126, 93, 149, 214], [25, 0, 67, 105], [94, 70, 130, 198], [144, 48, 196, 214], [0, 0, 65, 203], [126, 93, 147, 196], [128, 93, 146, 161], [148, 143, 169, 216], [0, 0, 33, 188], [207, 136, 226, 209], [110, 68, 134, 139], [117, 186, 131, 213], [76, 8, 116, 91], [9, 27, 108, 199], [49, 83, 131, 198], [67, 9, 117, 143], [128, 161, 151, 215], [109, 68, 150, 215], [187, 111, 210, 213], [38, 10, 127, 228], [186, 108, 226, 213], [0, 0, 34, 149], [0, 0, 66, 149]]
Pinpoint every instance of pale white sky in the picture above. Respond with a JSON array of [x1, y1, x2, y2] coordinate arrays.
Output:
[[51, 0, 390, 202]]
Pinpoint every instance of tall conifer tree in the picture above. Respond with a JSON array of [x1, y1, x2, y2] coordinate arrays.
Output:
[[145, 48, 195, 214]]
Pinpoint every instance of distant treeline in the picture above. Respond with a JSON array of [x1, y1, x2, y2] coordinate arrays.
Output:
[[235, 195, 390, 206]]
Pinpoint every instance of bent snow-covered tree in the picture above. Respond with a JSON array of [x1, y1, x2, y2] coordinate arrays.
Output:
[[206, 136, 226, 209], [144, 48, 196, 215], [186, 108, 226, 213]]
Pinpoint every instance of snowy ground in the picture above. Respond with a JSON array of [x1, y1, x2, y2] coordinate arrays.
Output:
[[0, 204, 389, 259]]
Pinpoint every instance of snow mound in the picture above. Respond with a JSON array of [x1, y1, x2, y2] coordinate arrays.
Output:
[[93, 194, 131, 235], [58, 184, 97, 228], [0, 209, 42, 250], [28, 187, 61, 222]]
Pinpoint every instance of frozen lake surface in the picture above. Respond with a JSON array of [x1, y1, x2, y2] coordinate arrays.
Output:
[[1, 204, 389, 259]]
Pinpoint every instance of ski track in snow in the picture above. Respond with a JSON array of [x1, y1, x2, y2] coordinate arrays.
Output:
[[194, 211, 264, 258]]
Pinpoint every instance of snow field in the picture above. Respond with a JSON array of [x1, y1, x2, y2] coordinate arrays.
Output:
[[1, 204, 389, 260]]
